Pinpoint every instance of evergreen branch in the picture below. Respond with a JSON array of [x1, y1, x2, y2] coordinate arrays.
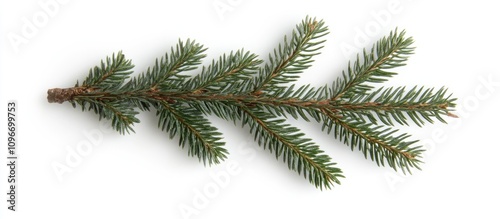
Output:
[[335, 86, 458, 126], [240, 107, 343, 189], [183, 49, 262, 93], [253, 16, 328, 94], [331, 29, 414, 100], [125, 39, 207, 91], [71, 98, 139, 134], [157, 102, 228, 165], [322, 111, 423, 173], [47, 17, 458, 189], [81, 51, 134, 91]]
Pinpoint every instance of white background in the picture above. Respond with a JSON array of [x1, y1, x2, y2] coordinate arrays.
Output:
[[1, 0, 500, 218]]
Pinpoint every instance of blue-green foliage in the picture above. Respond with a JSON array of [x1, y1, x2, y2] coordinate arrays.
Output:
[[63, 17, 456, 189]]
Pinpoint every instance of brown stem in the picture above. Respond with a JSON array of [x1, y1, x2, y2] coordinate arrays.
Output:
[[47, 87, 91, 104], [47, 87, 454, 117]]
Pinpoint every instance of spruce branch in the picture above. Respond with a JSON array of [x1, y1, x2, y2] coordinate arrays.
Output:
[[47, 17, 457, 189], [182, 49, 262, 93], [124, 39, 207, 92], [253, 16, 328, 94], [331, 29, 414, 100], [81, 51, 135, 91], [156, 102, 228, 165], [239, 107, 343, 189], [322, 110, 423, 173], [337, 86, 457, 126]]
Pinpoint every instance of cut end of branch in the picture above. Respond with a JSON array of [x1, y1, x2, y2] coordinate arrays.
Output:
[[47, 87, 87, 104]]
